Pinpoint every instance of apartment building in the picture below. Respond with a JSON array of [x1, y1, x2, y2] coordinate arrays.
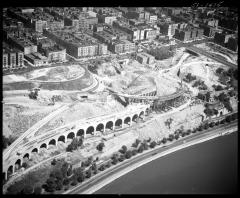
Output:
[[3, 42, 24, 70], [109, 39, 135, 54], [44, 28, 108, 58]]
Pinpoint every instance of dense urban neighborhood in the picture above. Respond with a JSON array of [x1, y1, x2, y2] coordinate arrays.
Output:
[[2, 7, 238, 194]]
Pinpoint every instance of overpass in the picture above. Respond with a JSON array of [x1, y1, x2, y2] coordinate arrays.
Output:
[[185, 46, 237, 68], [108, 86, 186, 103], [3, 103, 150, 181]]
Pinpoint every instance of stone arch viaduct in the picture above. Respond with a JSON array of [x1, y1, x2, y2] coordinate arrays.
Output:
[[3, 104, 151, 181]]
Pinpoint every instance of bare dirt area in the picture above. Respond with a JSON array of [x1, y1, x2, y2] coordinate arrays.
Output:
[[3, 64, 92, 91], [35, 96, 125, 136]]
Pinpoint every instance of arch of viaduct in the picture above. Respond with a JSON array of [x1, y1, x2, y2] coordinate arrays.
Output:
[[3, 104, 151, 181]]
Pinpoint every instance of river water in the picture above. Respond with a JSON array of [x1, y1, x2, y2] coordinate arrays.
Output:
[[96, 132, 238, 194]]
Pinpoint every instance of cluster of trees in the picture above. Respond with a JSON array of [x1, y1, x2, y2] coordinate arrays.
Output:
[[216, 67, 238, 89], [66, 137, 83, 152], [212, 84, 224, 91], [87, 64, 98, 74], [42, 161, 77, 192], [7, 184, 42, 194], [81, 157, 94, 168], [196, 92, 211, 102], [131, 139, 141, 148], [203, 108, 219, 117], [183, 73, 197, 83], [3, 135, 16, 149], [149, 47, 174, 60], [217, 92, 233, 112], [193, 80, 208, 90]]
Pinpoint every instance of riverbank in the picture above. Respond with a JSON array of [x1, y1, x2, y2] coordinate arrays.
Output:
[[97, 131, 237, 194], [67, 122, 237, 194]]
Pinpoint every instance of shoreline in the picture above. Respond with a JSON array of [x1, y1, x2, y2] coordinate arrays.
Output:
[[79, 126, 237, 194]]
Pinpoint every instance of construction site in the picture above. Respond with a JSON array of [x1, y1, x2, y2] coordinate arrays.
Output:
[[3, 45, 238, 192]]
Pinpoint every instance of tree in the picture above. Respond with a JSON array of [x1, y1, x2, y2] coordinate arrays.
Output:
[[209, 122, 215, 128], [125, 150, 132, 159], [232, 113, 237, 120], [96, 142, 105, 152], [3, 135, 9, 149], [186, 129, 191, 135], [86, 169, 92, 178], [50, 169, 63, 182], [213, 109, 219, 116], [66, 144, 74, 152], [77, 171, 85, 183], [44, 177, 56, 192], [105, 161, 112, 168], [67, 167, 73, 177], [138, 145, 144, 153], [174, 133, 179, 139], [162, 138, 167, 144], [168, 134, 174, 141], [165, 118, 173, 129], [22, 162, 28, 169], [99, 165, 105, 171], [63, 178, 70, 186], [77, 137, 83, 147], [132, 139, 141, 148], [216, 67, 224, 74], [198, 125, 203, 131], [118, 155, 125, 162], [204, 108, 214, 117], [121, 145, 128, 154], [226, 116, 232, 122], [150, 141, 157, 148], [142, 142, 149, 150], [55, 180, 63, 191], [51, 159, 57, 166], [228, 90, 235, 97], [22, 185, 34, 194], [196, 93, 205, 100], [220, 119, 226, 124], [205, 92, 211, 102], [204, 123, 209, 130], [112, 157, 118, 165], [61, 162, 70, 178], [223, 101, 233, 112], [33, 186, 42, 194], [71, 176, 78, 186], [215, 85, 224, 91], [132, 149, 137, 156]]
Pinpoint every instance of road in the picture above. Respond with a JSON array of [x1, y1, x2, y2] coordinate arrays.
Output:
[[186, 46, 237, 68], [67, 120, 238, 194], [3, 104, 69, 166]]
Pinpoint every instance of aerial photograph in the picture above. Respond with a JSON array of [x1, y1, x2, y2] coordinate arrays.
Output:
[[2, 6, 238, 194]]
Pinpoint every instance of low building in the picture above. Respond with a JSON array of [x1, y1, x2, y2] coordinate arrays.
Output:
[[97, 14, 117, 25], [136, 52, 155, 64], [109, 39, 135, 54], [199, 24, 221, 37], [24, 52, 48, 67]]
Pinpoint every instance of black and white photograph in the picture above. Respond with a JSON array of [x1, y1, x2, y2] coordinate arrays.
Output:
[[2, 4, 238, 195]]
